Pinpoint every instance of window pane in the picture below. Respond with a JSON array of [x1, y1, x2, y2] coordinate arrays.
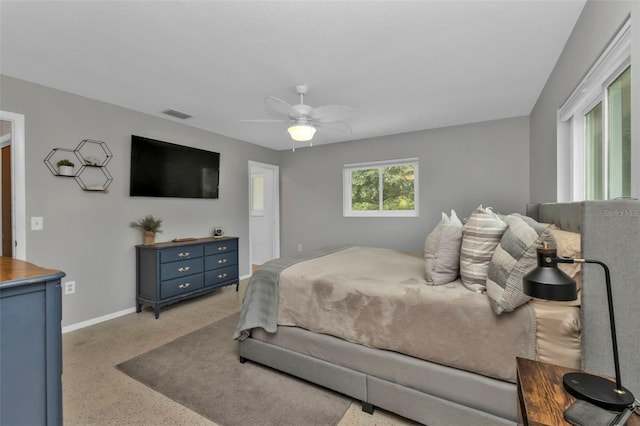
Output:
[[351, 168, 380, 210], [382, 165, 415, 210], [251, 175, 264, 212], [607, 66, 631, 199], [585, 103, 603, 200]]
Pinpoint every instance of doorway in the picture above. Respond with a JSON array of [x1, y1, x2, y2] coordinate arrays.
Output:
[[0, 111, 26, 260], [1, 140, 12, 256], [248, 161, 279, 273]]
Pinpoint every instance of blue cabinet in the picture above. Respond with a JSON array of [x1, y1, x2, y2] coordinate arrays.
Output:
[[135, 237, 239, 318], [0, 258, 65, 426]]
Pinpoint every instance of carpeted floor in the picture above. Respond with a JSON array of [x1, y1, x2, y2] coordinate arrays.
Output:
[[117, 312, 351, 426]]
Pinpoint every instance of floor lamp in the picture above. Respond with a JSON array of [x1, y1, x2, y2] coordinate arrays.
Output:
[[522, 244, 635, 412]]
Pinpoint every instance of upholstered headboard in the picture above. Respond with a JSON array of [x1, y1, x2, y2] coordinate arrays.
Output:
[[527, 200, 640, 397]]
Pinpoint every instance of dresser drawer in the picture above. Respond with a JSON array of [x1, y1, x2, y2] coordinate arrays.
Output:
[[205, 252, 238, 271], [160, 258, 203, 281], [160, 274, 204, 299], [160, 245, 203, 263], [205, 240, 238, 256], [205, 266, 238, 287]]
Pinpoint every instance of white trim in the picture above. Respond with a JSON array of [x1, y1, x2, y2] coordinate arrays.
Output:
[[0, 110, 26, 260], [559, 18, 630, 121], [344, 157, 419, 169], [63, 274, 252, 333], [62, 307, 137, 334], [558, 17, 632, 201]]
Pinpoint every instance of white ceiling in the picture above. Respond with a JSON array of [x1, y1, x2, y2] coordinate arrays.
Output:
[[0, 1, 585, 151]]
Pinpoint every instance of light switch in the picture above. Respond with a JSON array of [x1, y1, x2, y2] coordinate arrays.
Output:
[[31, 216, 43, 230]]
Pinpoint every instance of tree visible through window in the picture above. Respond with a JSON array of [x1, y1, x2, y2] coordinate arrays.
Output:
[[344, 158, 418, 217]]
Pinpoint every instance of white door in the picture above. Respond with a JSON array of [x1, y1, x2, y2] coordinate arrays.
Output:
[[249, 161, 279, 270]]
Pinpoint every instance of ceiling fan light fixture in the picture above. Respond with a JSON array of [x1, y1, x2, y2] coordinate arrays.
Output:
[[287, 123, 316, 142]]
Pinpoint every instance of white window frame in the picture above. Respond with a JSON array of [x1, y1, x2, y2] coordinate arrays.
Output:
[[343, 157, 419, 217], [558, 18, 632, 201]]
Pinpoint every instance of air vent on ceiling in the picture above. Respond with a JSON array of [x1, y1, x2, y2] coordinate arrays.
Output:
[[162, 109, 193, 120]]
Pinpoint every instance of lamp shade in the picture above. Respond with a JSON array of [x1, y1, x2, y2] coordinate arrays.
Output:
[[287, 124, 316, 142], [523, 246, 577, 301]]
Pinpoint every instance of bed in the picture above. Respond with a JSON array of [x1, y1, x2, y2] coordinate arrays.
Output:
[[234, 200, 640, 425]]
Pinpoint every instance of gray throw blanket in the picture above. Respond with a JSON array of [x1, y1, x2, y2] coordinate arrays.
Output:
[[233, 245, 352, 340]]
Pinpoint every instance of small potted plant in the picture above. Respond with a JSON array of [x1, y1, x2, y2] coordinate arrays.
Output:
[[57, 159, 75, 176], [130, 214, 163, 245]]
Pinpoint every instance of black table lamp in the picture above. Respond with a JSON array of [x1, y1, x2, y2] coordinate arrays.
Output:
[[523, 244, 635, 412]]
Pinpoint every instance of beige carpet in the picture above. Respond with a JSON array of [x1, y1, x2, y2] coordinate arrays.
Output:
[[117, 312, 351, 426]]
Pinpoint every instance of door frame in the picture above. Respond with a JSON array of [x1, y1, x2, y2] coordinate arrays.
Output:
[[0, 110, 26, 260], [248, 161, 280, 273]]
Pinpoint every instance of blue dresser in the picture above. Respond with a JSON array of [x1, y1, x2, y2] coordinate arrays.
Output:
[[135, 237, 239, 318], [0, 257, 65, 426]]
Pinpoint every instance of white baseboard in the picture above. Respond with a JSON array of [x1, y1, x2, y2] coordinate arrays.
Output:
[[62, 277, 251, 334], [62, 307, 137, 334]]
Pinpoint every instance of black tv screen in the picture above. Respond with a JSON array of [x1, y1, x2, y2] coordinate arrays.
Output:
[[130, 135, 220, 199]]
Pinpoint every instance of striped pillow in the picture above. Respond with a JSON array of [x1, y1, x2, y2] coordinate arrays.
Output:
[[486, 214, 555, 314], [459, 206, 507, 293]]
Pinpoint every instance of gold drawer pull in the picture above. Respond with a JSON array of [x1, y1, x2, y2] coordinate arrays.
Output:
[[178, 252, 190, 258], [217, 259, 228, 264], [217, 273, 228, 279], [217, 246, 227, 251], [178, 266, 191, 272], [178, 282, 191, 289]]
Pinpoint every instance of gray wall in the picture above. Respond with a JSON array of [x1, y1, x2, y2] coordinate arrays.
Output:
[[1, 75, 279, 326], [530, 1, 638, 202], [280, 116, 530, 256]]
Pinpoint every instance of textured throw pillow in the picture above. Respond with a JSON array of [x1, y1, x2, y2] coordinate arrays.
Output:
[[460, 206, 507, 293], [424, 210, 463, 285], [486, 214, 555, 314]]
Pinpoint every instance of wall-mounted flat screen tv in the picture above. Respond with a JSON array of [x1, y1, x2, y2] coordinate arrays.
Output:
[[130, 135, 220, 199]]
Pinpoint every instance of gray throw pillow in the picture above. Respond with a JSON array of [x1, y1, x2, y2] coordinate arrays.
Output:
[[459, 205, 507, 293], [424, 210, 463, 285], [486, 214, 555, 314]]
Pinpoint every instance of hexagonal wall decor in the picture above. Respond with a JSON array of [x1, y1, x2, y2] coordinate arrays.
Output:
[[44, 148, 83, 177], [44, 139, 113, 192], [75, 165, 113, 192], [75, 139, 112, 167]]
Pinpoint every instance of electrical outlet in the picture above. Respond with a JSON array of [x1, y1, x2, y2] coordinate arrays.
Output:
[[297, 244, 302, 252], [64, 281, 76, 295], [31, 216, 43, 230]]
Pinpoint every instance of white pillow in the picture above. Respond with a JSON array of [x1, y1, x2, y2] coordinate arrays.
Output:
[[424, 210, 463, 285], [459, 205, 507, 293]]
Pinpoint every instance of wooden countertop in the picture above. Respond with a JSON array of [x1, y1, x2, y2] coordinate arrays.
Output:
[[1, 257, 63, 283]]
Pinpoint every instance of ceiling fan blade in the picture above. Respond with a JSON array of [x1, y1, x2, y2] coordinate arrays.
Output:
[[316, 120, 352, 134], [309, 105, 355, 123], [265, 96, 299, 117]]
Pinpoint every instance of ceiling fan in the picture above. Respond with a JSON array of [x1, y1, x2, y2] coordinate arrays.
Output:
[[247, 84, 355, 151]]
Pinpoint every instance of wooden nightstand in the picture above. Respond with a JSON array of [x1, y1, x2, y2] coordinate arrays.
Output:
[[516, 357, 638, 426]]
